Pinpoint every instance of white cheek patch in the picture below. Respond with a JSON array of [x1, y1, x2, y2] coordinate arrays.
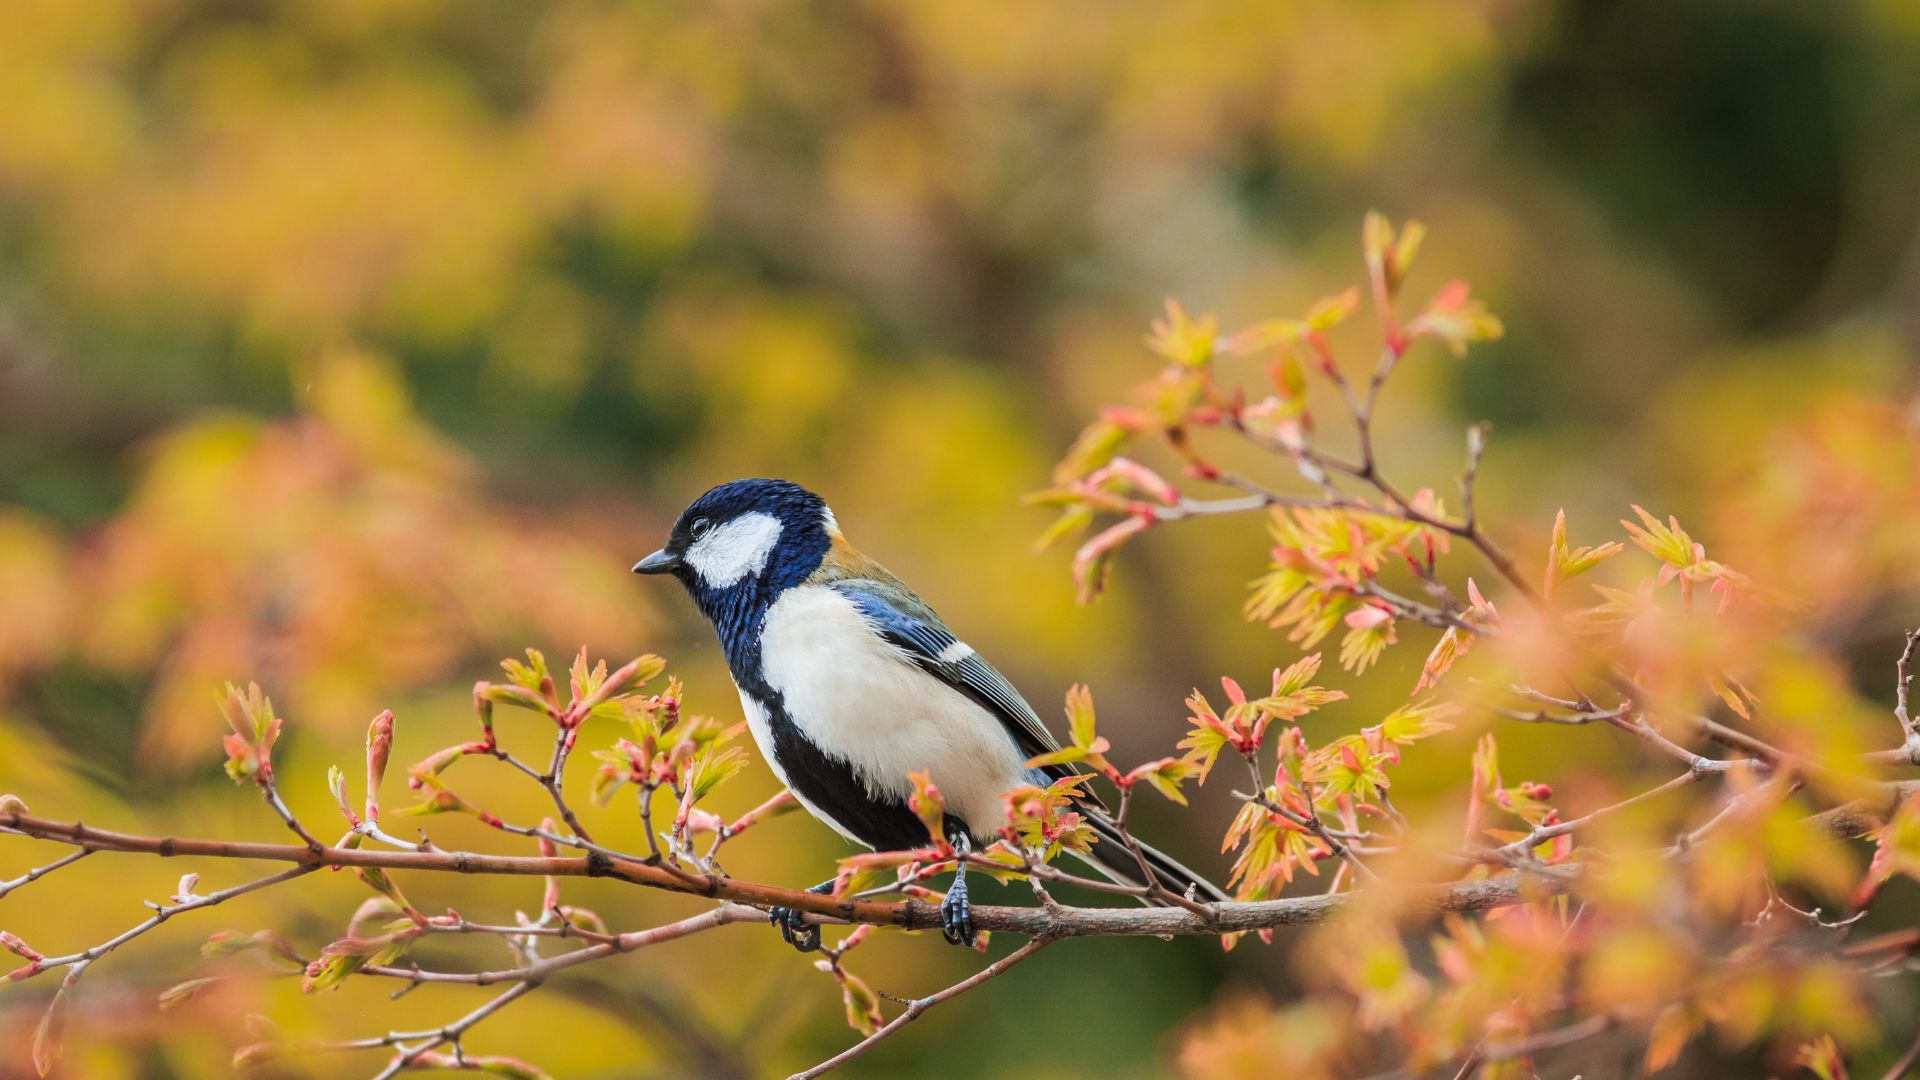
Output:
[[686, 512, 784, 587]]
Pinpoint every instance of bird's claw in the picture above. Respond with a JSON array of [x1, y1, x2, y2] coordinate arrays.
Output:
[[769, 880, 834, 953], [769, 904, 822, 952], [940, 874, 975, 947]]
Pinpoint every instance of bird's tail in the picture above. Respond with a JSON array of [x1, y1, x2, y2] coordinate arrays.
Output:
[[1074, 807, 1231, 905]]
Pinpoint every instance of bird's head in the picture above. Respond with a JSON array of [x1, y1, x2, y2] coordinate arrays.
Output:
[[632, 478, 838, 613]]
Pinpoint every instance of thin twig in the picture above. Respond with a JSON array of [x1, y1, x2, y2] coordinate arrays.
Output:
[[1880, 1026, 1920, 1080], [1899, 630, 1920, 733], [0, 848, 92, 899], [12, 865, 315, 979], [1480, 1014, 1611, 1062], [541, 730, 597, 846], [1688, 714, 1788, 765], [1297, 778, 1379, 884], [1494, 771, 1701, 857], [1893, 628, 1920, 756], [1599, 712, 1738, 777], [371, 981, 538, 1078], [360, 904, 763, 986], [1112, 788, 1217, 916], [787, 938, 1053, 1079], [1239, 755, 1378, 883], [261, 783, 326, 853]]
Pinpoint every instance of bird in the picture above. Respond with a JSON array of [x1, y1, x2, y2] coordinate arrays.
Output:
[[632, 478, 1227, 951]]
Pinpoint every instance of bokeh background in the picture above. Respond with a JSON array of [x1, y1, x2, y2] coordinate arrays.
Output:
[[2, 1, 1918, 1076]]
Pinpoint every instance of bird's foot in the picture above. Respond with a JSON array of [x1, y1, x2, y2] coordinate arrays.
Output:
[[769, 880, 834, 953], [940, 873, 975, 947]]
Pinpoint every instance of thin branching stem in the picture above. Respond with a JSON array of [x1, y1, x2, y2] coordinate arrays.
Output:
[[787, 938, 1053, 1080], [15, 865, 315, 979], [260, 783, 325, 853], [359, 904, 762, 987], [370, 981, 538, 1079], [1493, 771, 1702, 857], [0, 848, 91, 899], [1240, 754, 1378, 882], [1881, 1027, 1920, 1080], [1113, 787, 1218, 916]]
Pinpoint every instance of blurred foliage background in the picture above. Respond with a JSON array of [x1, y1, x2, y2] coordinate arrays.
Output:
[[1, 1, 1918, 1076]]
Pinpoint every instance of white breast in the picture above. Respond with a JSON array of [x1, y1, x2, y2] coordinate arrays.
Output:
[[736, 690, 866, 844], [755, 584, 1032, 838]]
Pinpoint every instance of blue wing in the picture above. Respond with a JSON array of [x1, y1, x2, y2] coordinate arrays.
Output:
[[831, 580, 1067, 771], [832, 578, 1223, 901]]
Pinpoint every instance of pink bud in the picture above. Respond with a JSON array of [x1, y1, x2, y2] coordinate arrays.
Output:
[[364, 711, 394, 823], [0, 931, 41, 962], [1220, 676, 1246, 705], [472, 682, 495, 744], [1070, 516, 1150, 601], [1466, 578, 1492, 612], [1102, 458, 1181, 506], [1427, 279, 1470, 313], [1344, 605, 1392, 630], [578, 656, 645, 713]]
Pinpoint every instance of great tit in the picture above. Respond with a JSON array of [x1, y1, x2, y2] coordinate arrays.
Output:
[[633, 478, 1226, 950]]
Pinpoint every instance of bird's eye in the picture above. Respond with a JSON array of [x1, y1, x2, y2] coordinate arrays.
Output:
[[690, 517, 712, 539]]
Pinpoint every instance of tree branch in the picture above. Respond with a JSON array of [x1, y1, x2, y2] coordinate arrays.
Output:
[[6, 865, 315, 981], [787, 938, 1052, 1079], [360, 904, 764, 987], [10, 781, 1907, 955], [3, 809, 1549, 939], [0, 848, 91, 900]]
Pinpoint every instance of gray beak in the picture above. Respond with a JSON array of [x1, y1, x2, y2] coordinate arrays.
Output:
[[631, 548, 682, 575]]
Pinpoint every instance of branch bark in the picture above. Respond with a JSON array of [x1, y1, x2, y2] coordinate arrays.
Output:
[[8, 777, 1909, 949], [0, 810, 1566, 940]]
